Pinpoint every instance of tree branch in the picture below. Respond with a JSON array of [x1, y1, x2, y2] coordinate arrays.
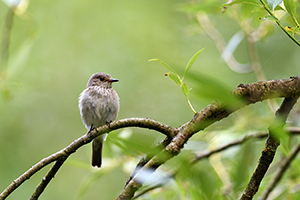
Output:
[[240, 96, 299, 200], [193, 127, 300, 162], [116, 75, 300, 199], [260, 141, 300, 200], [1, 76, 300, 200], [0, 118, 175, 200], [259, 0, 300, 47], [30, 156, 68, 200], [193, 131, 267, 162], [131, 127, 300, 199], [124, 136, 172, 186]]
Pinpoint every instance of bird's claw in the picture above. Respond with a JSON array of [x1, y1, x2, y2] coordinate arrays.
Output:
[[87, 124, 98, 135], [106, 121, 113, 128]]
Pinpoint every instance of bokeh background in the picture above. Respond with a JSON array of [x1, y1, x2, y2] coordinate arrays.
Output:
[[1, 0, 300, 199]]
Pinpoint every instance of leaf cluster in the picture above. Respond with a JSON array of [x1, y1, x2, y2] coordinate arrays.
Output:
[[226, 0, 300, 42], [149, 49, 204, 114]]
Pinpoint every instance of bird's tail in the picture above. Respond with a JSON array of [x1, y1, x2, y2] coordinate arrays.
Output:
[[92, 135, 105, 168]]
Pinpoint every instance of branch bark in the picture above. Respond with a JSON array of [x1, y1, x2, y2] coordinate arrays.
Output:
[[1, 76, 300, 200], [132, 127, 300, 199], [0, 118, 175, 200], [117, 76, 300, 199], [240, 97, 299, 200], [30, 157, 68, 200], [260, 141, 300, 200]]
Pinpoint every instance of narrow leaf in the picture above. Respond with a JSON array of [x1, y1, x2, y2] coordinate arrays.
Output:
[[183, 48, 204, 80], [149, 58, 177, 73], [222, 0, 261, 7], [284, 0, 296, 16], [181, 83, 190, 97], [165, 72, 182, 86], [263, 15, 279, 21], [187, 72, 241, 106]]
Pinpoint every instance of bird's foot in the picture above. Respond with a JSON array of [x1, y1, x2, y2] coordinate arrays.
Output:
[[87, 124, 98, 135], [106, 121, 113, 128]]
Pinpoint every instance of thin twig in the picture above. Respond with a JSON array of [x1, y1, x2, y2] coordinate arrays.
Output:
[[259, 0, 300, 47], [260, 141, 300, 200], [117, 76, 300, 200], [193, 131, 267, 162], [130, 127, 300, 199], [240, 96, 299, 200], [132, 183, 166, 200], [193, 127, 300, 162], [0, 118, 175, 200], [30, 157, 68, 200], [1, 77, 300, 200], [0, 148, 69, 200]]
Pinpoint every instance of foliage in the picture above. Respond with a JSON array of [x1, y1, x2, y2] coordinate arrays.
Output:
[[1, 0, 300, 200], [149, 48, 204, 113]]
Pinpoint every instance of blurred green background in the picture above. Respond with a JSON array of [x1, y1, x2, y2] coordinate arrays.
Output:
[[1, 0, 300, 199]]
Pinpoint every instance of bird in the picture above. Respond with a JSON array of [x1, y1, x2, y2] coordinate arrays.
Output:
[[78, 72, 119, 168]]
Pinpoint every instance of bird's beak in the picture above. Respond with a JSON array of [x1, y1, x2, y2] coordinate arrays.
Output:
[[110, 78, 119, 82]]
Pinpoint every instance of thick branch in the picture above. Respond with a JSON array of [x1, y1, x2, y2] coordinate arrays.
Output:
[[1, 76, 300, 200], [30, 157, 68, 200], [124, 136, 172, 186], [117, 76, 300, 200], [132, 127, 300, 199], [0, 148, 70, 200], [0, 118, 175, 200], [110, 118, 176, 138], [240, 97, 299, 200], [260, 141, 300, 200]]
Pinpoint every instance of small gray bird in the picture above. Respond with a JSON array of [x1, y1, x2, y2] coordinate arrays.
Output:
[[78, 72, 119, 168]]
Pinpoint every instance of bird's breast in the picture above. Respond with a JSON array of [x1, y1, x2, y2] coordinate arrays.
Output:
[[79, 86, 119, 128]]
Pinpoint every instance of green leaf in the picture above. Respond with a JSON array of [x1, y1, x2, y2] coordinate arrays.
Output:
[[187, 72, 241, 106], [222, 0, 261, 7], [181, 83, 189, 97], [182, 48, 204, 81], [149, 58, 177, 74], [284, 0, 296, 16], [263, 15, 279, 21], [166, 72, 182, 86], [268, 0, 283, 10]]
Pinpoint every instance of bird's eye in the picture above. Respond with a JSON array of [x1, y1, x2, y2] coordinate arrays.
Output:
[[100, 77, 104, 81]]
